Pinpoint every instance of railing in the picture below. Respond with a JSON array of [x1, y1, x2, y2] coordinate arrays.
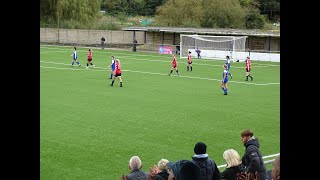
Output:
[[217, 153, 280, 169]]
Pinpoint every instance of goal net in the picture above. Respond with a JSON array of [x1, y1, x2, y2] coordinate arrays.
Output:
[[180, 34, 247, 61]]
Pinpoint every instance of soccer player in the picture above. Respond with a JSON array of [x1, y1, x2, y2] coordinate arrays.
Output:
[[108, 56, 116, 79], [225, 55, 232, 79], [86, 48, 95, 69], [220, 64, 229, 95], [168, 54, 179, 76], [245, 56, 253, 81], [71, 47, 81, 67], [187, 51, 193, 71], [111, 59, 123, 87]]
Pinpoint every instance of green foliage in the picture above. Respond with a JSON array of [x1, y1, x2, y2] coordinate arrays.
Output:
[[155, 0, 202, 27], [245, 12, 265, 29], [40, 18, 57, 28], [156, 0, 246, 28], [41, 0, 101, 27], [258, 0, 280, 21], [40, 0, 275, 30], [101, 0, 166, 16], [200, 0, 245, 28], [96, 21, 121, 30], [115, 12, 128, 22]]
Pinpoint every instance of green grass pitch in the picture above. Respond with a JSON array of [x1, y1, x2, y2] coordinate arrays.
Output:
[[40, 45, 280, 179]]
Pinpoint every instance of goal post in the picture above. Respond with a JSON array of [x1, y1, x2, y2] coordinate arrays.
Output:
[[180, 34, 247, 61]]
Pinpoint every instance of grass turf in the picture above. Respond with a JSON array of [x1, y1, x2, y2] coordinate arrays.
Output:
[[40, 45, 280, 179]]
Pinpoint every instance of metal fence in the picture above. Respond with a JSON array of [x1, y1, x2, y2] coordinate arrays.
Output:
[[217, 153, 279, 169]]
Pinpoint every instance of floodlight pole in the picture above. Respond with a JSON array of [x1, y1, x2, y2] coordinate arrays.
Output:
[[57, 9, 60, 44], [232, 37, 235, 60]]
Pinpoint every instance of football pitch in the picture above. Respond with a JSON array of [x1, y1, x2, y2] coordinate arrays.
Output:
[[40, 45, 280, 179]]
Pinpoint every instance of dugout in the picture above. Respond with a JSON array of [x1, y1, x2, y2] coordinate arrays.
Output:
[[122, 26, 280, 55]]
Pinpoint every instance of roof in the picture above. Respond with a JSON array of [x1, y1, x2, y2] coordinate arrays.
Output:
[[122, 26, 280, 37]]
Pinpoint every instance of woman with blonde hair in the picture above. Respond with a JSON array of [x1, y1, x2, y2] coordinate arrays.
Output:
[[147, 158, 170, 180], [220, 149, 245, 180]]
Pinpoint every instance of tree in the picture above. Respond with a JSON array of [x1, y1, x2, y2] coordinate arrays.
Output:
[[155, 0, 203, 27], [259, 0, 280, 21], [200, 0, 245, 28], [156, 0, 245, 28]]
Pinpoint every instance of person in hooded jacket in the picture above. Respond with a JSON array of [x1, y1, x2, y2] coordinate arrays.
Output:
[[191, 142, 221, 180], [240, 129, 268, 180]]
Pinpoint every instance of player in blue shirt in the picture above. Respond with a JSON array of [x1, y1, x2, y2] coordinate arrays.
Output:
[[225, 55, 232, 79], [71, 47, 81, 67], [108, 56, 116, 79], [220, 64, 229, 95]]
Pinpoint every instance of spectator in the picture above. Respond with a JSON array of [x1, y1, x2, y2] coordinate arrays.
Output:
[[101, 37, 105, 49], [191, 142, 221, 180], [195, 49, 201, 58], [148, 158, 170, 180], [133, 38, 137, 52], [122, 156, 147, 180], [166, 159, 200, 180], [271, 155, 280, 180], [240, 129, 268, 180], [220, 149, 245, 180], [176, 46, 180, 55]]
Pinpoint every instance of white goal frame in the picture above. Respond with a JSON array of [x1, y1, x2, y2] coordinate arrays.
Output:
[[180, 34, 247, 61]]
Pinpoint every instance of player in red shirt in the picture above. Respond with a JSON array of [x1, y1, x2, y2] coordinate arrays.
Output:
[[111, 59, 123, 87], [86, 49, 95, 69], [187, 51, 193, 72], [168, 54, 179, 76], [245, 56, 253, 81]]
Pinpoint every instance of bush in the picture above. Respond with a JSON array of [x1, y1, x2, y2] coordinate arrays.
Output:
[[96, 22, 121, 30], [245, 13, 265, 29]]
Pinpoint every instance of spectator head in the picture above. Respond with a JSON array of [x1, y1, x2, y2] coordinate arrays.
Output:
[[157, 158, 169, 171], [194, 142, 207, 155], [223, 149, 242, 168], [166, 160, 200, 180], [272, 155, 280, 180], [128, 156, 142, 171], [241, 129, 254, 144]]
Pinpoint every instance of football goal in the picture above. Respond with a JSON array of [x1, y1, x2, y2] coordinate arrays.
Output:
[[180, 34, 247, 61]]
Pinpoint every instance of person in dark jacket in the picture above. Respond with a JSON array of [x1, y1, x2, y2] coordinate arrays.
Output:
[[220, 149, 245, 180], [166, 159, 200, 180], [147, 158, 170, 180], [271, 154, 280, 180], [122, 156, 147, 180], [191, 142, 221, 180], [240, 129, 268, 180]]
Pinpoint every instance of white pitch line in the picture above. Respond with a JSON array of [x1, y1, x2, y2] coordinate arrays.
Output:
[[40, 62, 280, 86], [40, 46, 280, 67], [40, 51, 276, 69]]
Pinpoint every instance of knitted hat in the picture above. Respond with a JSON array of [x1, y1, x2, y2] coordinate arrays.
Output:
[[194, 142, 207, 155]]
